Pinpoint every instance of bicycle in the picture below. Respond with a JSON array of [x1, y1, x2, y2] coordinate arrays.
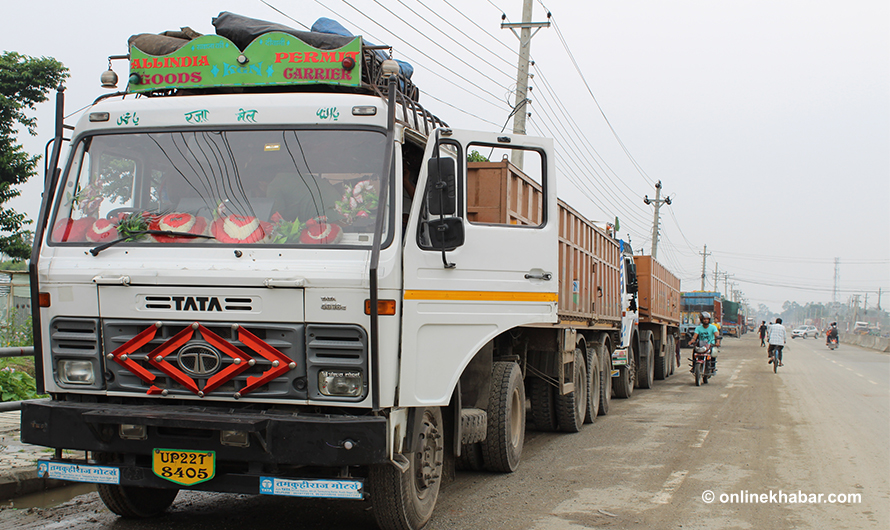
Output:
[[768, 344, 784, 373]]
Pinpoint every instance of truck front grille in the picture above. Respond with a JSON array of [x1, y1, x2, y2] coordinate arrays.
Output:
[[103, 320, 306, 400]]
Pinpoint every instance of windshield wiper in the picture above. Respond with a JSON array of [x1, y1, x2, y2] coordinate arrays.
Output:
[[89, 230, 215, 256]]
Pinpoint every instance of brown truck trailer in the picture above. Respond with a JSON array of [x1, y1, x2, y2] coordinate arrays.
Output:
[[464, 159, 676, 423], [633, 255, 681, 379]]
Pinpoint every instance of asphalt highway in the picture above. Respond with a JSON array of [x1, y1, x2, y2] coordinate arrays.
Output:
[[1, 334, 886, 529]]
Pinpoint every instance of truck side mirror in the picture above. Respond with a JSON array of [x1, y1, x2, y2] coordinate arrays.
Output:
[[424, 217, 464, 250], [628, 281, 638, 295], [426, 157, 456, 215]]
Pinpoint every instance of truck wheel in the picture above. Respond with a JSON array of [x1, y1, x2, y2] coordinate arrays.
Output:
[[654, 338, 667, 381], [370, 406, 443, 530], [598, 336, 613, 416], [636, 331, 655, 389], [97, 484, 178, 518], [527, 377, 557, 432], [555, 348, 587, 432], [455, 442, 484, 471], [481, 362, 525, 473], [584, 345, 600, 424], [613, 354, 634, 399]]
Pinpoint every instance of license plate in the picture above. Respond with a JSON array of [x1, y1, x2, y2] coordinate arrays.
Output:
[[152, 449, 215, 486]]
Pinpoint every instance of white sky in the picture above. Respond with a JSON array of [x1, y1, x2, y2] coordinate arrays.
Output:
[[2, 0, 888, 314]]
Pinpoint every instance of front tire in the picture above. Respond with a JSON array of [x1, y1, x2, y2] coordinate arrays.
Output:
[[637, 332, 655, 389], [481, 362, 525, 473], [613, 354, 635, 399], [555, 349, 587, 432], [694, 362, 702, 386], [370, 407, 444, 530], [97, 484, 178, 518]]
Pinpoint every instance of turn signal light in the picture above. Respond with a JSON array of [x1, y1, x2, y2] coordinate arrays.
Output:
[[365, 299, 396, 315], [38, 292, 51, 307]]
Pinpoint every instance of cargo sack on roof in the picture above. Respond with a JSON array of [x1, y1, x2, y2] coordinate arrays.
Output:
[[128, 27, 202, 55], [212, 11, 354, 51]]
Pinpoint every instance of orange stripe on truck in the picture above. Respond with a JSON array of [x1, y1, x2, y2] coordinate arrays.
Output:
[[404, 290, 558, 302]]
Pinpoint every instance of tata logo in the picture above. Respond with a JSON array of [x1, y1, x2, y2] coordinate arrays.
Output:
[[172, 296, 223, 312]]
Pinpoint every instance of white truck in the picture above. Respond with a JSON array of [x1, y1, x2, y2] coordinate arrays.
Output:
[[22, 13, 676, 529]]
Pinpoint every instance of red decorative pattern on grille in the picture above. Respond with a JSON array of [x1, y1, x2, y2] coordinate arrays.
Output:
[[109, 322, 295, 398]]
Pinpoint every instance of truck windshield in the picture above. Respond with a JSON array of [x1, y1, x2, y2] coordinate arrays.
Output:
[[50, 129, 388, 248]]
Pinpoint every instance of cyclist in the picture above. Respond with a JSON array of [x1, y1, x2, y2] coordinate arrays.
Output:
[[825, 322, 839, 346], [768, 318, 787, 366], [689, 311, 721, 372]]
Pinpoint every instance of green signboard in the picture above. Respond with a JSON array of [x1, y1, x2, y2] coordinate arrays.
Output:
[[129, 32, 362, 93]]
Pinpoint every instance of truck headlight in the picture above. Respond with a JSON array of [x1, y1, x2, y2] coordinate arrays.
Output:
[[318, 370, 363, 397], [58, 360, 96, 385]]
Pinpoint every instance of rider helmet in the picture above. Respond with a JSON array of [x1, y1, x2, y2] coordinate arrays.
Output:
[[699, 311, 711, 323]]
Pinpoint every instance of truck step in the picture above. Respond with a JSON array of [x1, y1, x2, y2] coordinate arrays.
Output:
[[460, 408, 488, 444]]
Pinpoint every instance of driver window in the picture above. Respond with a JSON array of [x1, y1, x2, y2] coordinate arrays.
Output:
[[466, 144, 544, 227]]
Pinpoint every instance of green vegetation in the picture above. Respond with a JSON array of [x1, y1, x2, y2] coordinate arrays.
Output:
[[468, 150, 489, 162], [0, 51, 69, 258], [0, 259, 27, 270], [0, 311, 42, 401]]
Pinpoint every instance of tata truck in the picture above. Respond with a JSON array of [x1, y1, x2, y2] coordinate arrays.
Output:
[[23, 13, 675, 529]]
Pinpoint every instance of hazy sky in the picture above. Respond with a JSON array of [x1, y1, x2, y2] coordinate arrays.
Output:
[[3, 0, 888, 314]]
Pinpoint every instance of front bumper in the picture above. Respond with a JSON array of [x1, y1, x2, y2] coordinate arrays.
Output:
[[22, 400, 388, 468]]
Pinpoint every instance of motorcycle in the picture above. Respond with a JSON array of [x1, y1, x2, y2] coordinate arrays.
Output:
[[827, 335, 838, 350], [690, 340, 716, 386]]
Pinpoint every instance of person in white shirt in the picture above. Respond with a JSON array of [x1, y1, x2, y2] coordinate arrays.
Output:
[[768, 318, 787, 366]]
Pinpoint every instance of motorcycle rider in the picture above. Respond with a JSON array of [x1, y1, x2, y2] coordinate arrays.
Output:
[[826, 322, 839, 346], [689, 311, 721, 372]]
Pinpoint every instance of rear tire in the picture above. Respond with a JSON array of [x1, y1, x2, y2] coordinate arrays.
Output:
[[97, 484, 178, 518], [654, 337, 667, 381], [481, 362, 525, 473], [527, 377, 557, 432], [455, 442, 484, 471], [598, 336, 612, 416], [555, 349, 587, 432], [584, 344, 600, 424], [637, 332, 655, 389], [370, 407, 444, 530]]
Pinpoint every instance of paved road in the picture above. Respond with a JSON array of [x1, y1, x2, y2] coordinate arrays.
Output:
[[1, 335, 886, 529]]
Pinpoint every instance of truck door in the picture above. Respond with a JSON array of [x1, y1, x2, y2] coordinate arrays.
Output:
[[399, 130, 558, 406]]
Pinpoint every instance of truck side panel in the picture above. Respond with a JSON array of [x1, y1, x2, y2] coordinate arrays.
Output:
[[634, 255, 680, 325]]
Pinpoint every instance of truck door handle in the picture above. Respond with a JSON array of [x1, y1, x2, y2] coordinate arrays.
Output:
[[92, 275, 131, 285], [525, 272, 552, 281]]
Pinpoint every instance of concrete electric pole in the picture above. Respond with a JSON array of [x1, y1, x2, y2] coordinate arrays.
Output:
[[700, 245, 710, 291], [643, 180, 671, 260], [501, 0, 549, 171]]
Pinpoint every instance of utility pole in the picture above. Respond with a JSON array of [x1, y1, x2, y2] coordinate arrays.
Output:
[[643, 180, 671, 260], [699, 245, 710, 291], [714, 263, 719, 293], [501, 0, 550, 171], [832, 257, 840, 305]]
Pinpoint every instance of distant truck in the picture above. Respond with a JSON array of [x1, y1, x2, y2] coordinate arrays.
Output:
[[721, 299, 742, 337], [680, 291, 722, 347]]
